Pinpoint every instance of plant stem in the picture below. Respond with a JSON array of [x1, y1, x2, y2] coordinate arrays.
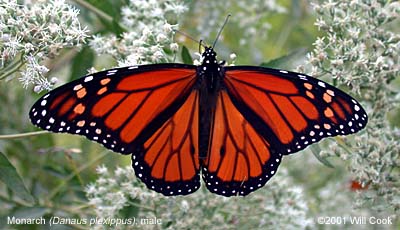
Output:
[[0, 59, 24, 80], [0, 130, 49, 139]]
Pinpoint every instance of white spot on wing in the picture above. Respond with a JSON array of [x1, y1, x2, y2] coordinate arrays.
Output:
[[298, 74, 307, 80], [84, 76, 93, 82]]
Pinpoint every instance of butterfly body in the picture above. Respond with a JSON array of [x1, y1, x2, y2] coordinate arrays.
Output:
[[30, 47, 367, 197], [197, 48, 223, 158]]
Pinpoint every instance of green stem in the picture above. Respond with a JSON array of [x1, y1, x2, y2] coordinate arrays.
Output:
[[0, 131, 49, 139], [0, 59, 25, 80], [47, 150, 109, 200]]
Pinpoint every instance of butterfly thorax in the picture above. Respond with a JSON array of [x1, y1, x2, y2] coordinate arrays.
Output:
[[198, 47, 223, 92]]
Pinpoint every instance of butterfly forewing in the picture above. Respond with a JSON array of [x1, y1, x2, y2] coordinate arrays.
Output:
[[29, 64, 197, 154], [223, 66, 368, 155]]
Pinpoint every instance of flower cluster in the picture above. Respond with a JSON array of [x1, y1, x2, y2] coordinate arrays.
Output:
[[89, 0, 187, 67], [0, 0, 88, 92], [302, 0, 400, 213], [85, 165, 312, 230]]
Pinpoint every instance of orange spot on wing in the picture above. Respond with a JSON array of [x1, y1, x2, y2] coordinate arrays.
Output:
[[324, 107, 334, 117], [323, 93, 332, 103], [97, 86, 107, 95], [76, 88, 87, 98], [324, 123, 331, 129], [101, 78, 111, 85], [304, 83, 313, 90], [306, 91, 315, 99], [74, 103, 85, 114]]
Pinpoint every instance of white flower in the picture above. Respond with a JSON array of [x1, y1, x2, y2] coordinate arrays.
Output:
[[96, 165, 108, 175], [170, 43, 179, 51], [0, 0, 88, 90]]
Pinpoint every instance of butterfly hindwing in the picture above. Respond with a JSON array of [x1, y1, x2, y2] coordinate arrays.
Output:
[[29, 64, 197, 154], [201, 91, 282, 196], [223, 66, 368, 155], [132, 91, 200, 195]]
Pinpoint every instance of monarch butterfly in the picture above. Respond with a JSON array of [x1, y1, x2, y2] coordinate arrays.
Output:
[[29, 36, 368, 196]]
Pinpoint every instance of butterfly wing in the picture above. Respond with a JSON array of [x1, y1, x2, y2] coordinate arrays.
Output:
[[223, 66, 368, 154], [30, 64, 202, 195], [29, 64, 197, 155], [132, 91, 200, 195], [201, 91, 282, 196]]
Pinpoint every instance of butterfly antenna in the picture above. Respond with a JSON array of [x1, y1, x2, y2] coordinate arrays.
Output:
[[212, 14, 231, 48], [174, 29, 206, 48]]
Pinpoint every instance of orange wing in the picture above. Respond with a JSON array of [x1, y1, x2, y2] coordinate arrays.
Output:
[[223, 66, 368, 154], [201, 91, 282, 196], [29, 64, 197, 155], [132, 92, 200, 195]]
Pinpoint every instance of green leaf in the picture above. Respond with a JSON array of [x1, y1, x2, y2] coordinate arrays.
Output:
[[260, 48, 308, 69], [69, 46, 95, 81], [0, 152, 35, 204], [181, 46, 193, 65], [310, 145, 335, 168]]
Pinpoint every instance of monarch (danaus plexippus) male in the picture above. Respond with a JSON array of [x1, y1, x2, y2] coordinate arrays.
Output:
[[29, 28, 368, 197]]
